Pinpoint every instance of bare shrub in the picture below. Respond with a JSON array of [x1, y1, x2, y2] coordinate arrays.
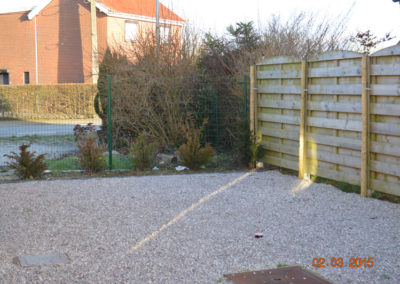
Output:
[[96, 24, 201, 148], [350, 30, 394, 54], [199, 12, 351, 85], [73, 123, 99, 147], [77, 137, 106, 173]]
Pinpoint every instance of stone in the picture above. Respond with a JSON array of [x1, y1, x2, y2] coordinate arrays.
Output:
[[175, 166, 188, 171], [103, 150, 121, 156], [156, 153, 177, 165], [13, 253, 69, 267]]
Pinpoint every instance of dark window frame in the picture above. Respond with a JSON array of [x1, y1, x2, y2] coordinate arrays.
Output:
[[0, 70, 9, 85], [24, 72, 30, 84]]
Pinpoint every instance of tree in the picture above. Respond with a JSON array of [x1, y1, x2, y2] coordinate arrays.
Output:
[[227, 21, 260, 52], [350, 30, 394, 54]]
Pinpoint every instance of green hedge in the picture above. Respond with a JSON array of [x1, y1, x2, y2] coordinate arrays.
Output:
[[0, 84, 97, 120]]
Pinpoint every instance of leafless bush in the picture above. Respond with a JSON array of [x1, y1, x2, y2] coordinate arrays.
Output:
[[350, 30, 394, 54], [199, 12, 351, 86], [96, 24, 202, 148]]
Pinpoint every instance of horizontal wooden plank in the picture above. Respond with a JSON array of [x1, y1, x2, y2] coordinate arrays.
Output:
[[308, 66, 361, 78], [260, 101, 400, 118], [371, 160, 400, 177], [257, 56, 300, 65], [258, 99, 300, 110], [371, 84, 400, 96], [308, 84, 362, 95], [371, 64, 400, 76], [258, 85, 301, 94], [371, 103, 400, 116], [260, 127, 299, 141], [308, 117, 361, 132], [263, 156, 298, 171], [308, 51, 362, 62], [307, 132, 400, 156], [262, 141, 299, 157], [307, 133, 361, 151], [371, 122, 400, 136], [308, 101, 361, 113], [257, 70, 301, 79], [371, 141, 400, 157], [308, 166, 360, 185], [370, 179, 400, 196], [258, 113, 300, 125], [307, 150, 361, 169]]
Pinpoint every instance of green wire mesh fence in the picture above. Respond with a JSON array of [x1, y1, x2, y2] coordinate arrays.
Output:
[[0, 75, 248, 172]]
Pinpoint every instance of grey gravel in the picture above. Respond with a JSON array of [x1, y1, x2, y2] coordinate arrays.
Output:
[[0, 171, 399, 283]]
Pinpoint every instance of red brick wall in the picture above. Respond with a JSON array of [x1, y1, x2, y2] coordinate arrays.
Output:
[[0, 12, 37, 85], [38, 0, 91, 83], [0, 0, 108, 84]]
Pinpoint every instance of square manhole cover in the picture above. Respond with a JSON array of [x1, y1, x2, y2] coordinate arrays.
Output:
[[13, 253, 69, 267], [224, 266, 332, 284]]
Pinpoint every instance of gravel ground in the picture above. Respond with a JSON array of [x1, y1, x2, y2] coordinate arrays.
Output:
[[0, 171, 399, 283]]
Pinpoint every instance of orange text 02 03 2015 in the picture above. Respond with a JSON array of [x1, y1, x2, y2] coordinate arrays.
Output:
[[312, 257, 374, 268]]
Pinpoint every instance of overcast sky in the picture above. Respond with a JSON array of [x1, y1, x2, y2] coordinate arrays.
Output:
[[165, 0, 400, 46]]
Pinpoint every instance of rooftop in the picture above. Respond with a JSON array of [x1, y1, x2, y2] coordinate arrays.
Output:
[[0, 0, 184, 23]]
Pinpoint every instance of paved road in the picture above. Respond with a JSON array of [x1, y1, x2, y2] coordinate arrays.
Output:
[[0, 119, 101, 137], [0, 119, 101, 165]]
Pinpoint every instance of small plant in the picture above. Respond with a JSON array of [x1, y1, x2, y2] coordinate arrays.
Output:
[[233, 118, 266, 168], [130, 132, 159, 171], [381, 274, 391, 280], [177, 129, 215, 170], [4, 142, 47, 179], [277, 263, 289, 268], [77, 137, 106, 173], [251, 132, 267, 167]]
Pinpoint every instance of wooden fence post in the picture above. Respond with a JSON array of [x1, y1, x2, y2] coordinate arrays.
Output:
[[361, 56, 370, 197], [299, 61, 308, 179], [250, 65, 257, 135]]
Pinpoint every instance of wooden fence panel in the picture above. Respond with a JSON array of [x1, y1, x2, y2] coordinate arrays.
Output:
[[369, 46, 400, 196], [253, 45, 400, 197], [307, 52, 363, 186], [256, 57, 302, 172]]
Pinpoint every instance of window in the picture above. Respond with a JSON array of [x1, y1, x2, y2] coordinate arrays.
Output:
[[125, 22, 138, 41], [160, 26, 170, 42], [24, 72, 30, 84], [0, 70, 9, 85]]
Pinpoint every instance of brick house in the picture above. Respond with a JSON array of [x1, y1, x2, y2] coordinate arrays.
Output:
[[0, 0, 184, 85]]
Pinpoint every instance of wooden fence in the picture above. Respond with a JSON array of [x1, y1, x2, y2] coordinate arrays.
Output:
[[250, 44, 400, 197]]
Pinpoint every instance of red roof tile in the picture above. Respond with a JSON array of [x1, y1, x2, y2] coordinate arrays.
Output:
[[99, 0, 184, 22]]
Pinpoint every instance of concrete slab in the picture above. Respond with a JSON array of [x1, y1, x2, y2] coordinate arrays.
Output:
[[13, 253, 69, 267]]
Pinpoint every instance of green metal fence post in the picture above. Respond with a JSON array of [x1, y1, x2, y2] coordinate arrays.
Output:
[[107, 74, 112, 170], [215, 89, 220, 153], [238, 75, 249, 120], [244, 74, 248, 119]]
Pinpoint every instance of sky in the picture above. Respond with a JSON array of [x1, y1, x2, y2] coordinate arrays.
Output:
[[164, 0, 400, 47]]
